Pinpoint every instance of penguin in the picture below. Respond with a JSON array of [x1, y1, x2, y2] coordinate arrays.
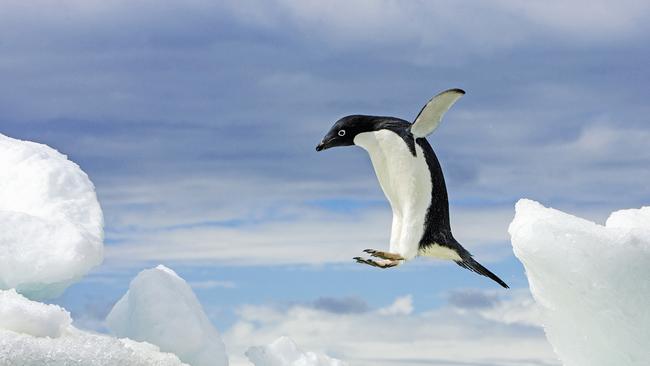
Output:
[[316, 88, 508, 288]]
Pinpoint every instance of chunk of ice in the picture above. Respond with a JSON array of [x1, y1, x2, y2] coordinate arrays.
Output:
[[509, 199, 650, 366], [0, 289, 186, 366], [0, 133, 103, 299], [0, 289, 71, 338], [106, 265, 228, 366]]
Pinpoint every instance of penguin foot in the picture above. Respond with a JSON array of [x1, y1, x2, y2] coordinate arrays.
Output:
[[363, 249, 404, 261], [353, 257, 400, 269]]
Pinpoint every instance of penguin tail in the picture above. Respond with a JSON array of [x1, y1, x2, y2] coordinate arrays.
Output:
[[455, 255, 509, 289]]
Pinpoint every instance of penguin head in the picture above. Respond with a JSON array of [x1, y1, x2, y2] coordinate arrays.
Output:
[[316, 115, 377, 151]]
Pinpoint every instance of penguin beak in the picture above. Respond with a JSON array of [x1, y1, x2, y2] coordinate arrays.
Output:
[[316, 139, 332, 151]]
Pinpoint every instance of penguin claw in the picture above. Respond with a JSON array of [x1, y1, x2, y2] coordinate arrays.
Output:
[[364, 249, 384, 258], [353, 256, 399, 269], [353, 257, 368, 264], [362, 249, 404, 261]]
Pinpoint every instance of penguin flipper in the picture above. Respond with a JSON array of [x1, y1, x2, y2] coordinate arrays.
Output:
[[410, 88, 465, 138], [455, 255, 509, 289]]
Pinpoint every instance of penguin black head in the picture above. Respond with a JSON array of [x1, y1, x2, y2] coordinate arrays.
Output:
[[316, 115, 385, 151]]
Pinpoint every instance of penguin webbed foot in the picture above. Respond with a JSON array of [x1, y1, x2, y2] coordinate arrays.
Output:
[[353, 256, 400, 269], [363, 249, 405, 261]]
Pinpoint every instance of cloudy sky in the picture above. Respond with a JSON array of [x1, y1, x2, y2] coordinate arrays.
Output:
[[2, 1, 649, 365]]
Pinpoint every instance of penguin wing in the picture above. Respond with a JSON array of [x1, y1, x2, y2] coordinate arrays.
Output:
[[410, 88, 465, 138]]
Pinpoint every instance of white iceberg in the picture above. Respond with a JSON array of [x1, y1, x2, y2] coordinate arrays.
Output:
[[106, 265, 229, 366], [0, 133, 103, 300], [246, 336, 345, 366], [509, 199, 650, 366], [0, 289, 187, 366]]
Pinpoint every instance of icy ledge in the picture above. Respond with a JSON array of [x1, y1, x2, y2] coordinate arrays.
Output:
[[509, 199, 650, 366], [0, 289, 187, 366], [0, 133, 103, 300]]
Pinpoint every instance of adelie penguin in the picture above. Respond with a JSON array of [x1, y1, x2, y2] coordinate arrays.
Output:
[[316, 88, 509, 288]]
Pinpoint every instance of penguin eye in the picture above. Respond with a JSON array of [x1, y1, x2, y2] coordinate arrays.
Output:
[[338, 130, 346, 137]]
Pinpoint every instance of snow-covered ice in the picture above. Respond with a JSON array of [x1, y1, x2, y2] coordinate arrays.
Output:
[[246, 336, 345, 366], [0, 289, 71, 338], [606, 206, 650, 230], [0, 290, 187, 366], [107, 265, 229, 366], [0, 133, 103, 300], [0, 327, 188, 366], [509, 199, 650, 366]]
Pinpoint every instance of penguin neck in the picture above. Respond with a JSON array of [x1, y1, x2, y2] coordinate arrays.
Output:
[[352, 131, 380, 152], [354, 128, 417, 157]]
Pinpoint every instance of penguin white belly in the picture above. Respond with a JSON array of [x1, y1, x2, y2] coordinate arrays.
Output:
[[354, 130, 432, 260]]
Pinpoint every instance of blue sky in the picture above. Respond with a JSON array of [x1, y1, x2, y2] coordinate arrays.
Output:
[[2, 1, 649, 365]]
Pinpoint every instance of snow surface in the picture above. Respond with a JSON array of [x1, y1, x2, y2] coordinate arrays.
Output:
[[0, 328, 188, 366], [107, 265, 229, 366], [0, 289, 71, 338], [0, 133, 103, 300], [246, 336, 345, 366], [0, 290, 187, 366], [509, 199, 650, 366]]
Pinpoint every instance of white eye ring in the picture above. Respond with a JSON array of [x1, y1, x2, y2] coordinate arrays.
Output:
[[338, 129, 346, 137]]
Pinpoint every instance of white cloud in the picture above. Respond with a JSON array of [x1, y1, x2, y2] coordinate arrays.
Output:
[[103, 201, 515, 267], [464, 289, 543, 328], [223, 290, 558, 366], [495, 0, 650, 40], [96, 170, 517, 268], [378, 295, 413, 316], [222, 0, 650, 56], [246, 336, 345, 366], [104, 206, 390, 266]]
